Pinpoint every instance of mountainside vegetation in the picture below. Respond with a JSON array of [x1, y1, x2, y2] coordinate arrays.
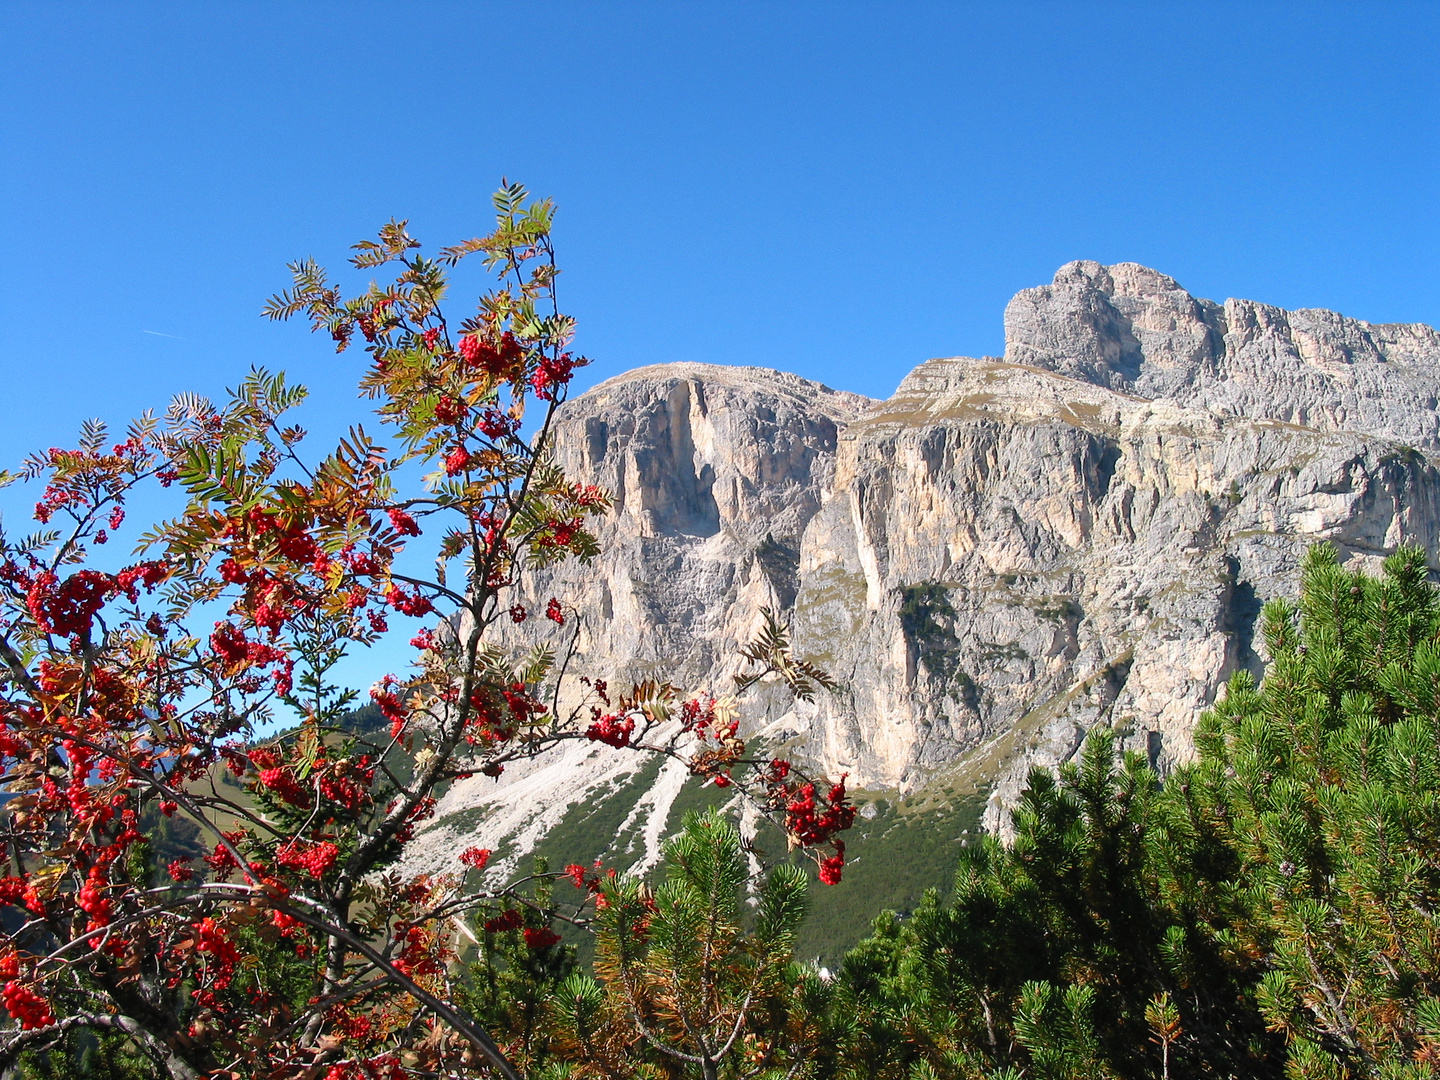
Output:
[[19, 536, 1440, 1078], [470, 542, 1440, 1078]]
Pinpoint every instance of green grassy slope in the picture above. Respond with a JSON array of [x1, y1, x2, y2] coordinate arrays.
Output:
[[512, 763, 985, 969]]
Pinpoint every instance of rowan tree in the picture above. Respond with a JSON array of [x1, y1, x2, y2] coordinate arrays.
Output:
[[0, 184, 853, 1080]]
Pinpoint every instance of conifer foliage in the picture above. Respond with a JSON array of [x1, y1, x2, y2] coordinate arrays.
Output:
[[812, 731, 1279, 1080], [549, 810, 809, 1079], [819, 543, 1440, 1080], [1195, 544, 1440, 1076]]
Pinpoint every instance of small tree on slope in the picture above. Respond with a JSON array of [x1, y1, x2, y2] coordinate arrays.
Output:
[[544, 810, 809, 1080]]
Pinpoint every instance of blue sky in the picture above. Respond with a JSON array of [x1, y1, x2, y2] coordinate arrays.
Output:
[[3, 2, 1436, 687]]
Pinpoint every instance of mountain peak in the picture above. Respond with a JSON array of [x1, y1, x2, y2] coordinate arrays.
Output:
[[1005, 261, 1440, 446], [584, 361, 875, 416]]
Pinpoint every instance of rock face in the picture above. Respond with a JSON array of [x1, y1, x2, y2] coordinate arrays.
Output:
[[408, 366, 873, 878], [515, 362, 873, 694], [1005, 261, 1440, 446], [796, 354, 1440, 834], [410, 263, 1440, 874]]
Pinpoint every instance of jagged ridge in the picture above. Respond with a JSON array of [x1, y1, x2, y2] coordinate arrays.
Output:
[[407, 263, 1440, 880]]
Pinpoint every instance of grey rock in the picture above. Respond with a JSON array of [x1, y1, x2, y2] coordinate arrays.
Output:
[[793, 355, 1440, 835], [508, 362, 872, 697], [1006, 261, 1440, 447], [409, 266, 1440, 873]]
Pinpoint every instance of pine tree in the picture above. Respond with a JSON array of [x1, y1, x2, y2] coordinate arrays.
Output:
[[1192, 543, 1440, 1076], [533, 542, 1440, 1078], [551, 810, 809, 1079], [868, 732, 1279, 1079]]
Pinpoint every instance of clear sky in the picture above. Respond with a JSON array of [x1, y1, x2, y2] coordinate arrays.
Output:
[[3, 2, 1436, 685]]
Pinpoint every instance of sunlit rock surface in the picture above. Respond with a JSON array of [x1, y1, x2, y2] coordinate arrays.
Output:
[[409, 265, 1440, 874]]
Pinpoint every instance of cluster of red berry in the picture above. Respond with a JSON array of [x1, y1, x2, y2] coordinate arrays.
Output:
[[275, 839, 340, 880], [477, 408, 518, 440], [371, 677, 410, 740], [783, 777, 855, 884], [254, 758, 309, 806], [316, 756, 376, 813], [443, 446, 471, 476], [0, 876, 45, 916], [202, 830, 249, 879], [459, 846, 492, 870], [586, 713, 636, 748], [394, 923, 447, 979], [323, 1053, 407, 1080], [483, 908, 524, 933], [23, 560, 167, 640], [382, 583, 434, 617], [194, 917, 241, 989], [1, 979, 54, 1030], [458, 330, 527, 380], [523, 926, 562, 950], [386, 506, 421, 536], [210, 622, 294, 694], [530, 351, 576, 400]]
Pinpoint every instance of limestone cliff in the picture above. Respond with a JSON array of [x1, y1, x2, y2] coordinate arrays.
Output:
[[1006, 261, 1440, 445], [408, 263, 1440, 875]]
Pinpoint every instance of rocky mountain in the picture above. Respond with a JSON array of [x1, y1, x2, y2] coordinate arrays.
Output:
[[408, 261, 1440, 922]]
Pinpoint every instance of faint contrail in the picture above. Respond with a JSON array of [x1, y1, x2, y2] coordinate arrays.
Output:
[[142, 330, 186, 340]]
